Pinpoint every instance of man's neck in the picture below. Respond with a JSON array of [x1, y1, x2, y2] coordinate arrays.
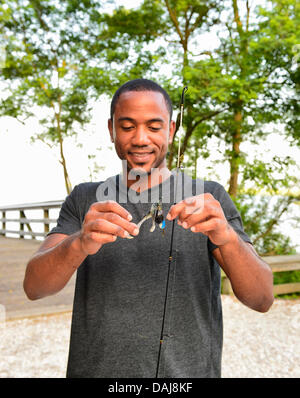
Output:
[[122, 164, 171, 193]]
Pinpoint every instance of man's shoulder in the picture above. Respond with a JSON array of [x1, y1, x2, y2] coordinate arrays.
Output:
[[201, 179, 239, 217], [203, 180, 225, 195], [71, 175, 119, 205], [73, 175, 118, 195], [74, 181, 103, 194], [191, 177, 226, 197], [70, 181, 101, 203]]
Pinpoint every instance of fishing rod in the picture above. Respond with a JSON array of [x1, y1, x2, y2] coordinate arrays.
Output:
[[155, 86, 188, 378]]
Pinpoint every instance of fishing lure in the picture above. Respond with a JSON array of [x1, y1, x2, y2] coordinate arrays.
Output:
[[127, 200, 165, 238]]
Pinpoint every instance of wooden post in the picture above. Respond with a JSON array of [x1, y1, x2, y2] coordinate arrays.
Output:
[[19, 210, 24, 239], [44, 209, 49, 235], [1, 211, 6, 236], [20, 210, 33, 239]]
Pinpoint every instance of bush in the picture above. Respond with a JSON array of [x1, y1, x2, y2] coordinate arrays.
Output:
[[233, 194, 297, 256]]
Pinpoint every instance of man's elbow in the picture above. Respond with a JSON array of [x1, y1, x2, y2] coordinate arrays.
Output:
[[23, 262, 42, 301], [255, 294, 274, 313], [240, 291, 274, 313], [253, 265, 274, 312], [239, 275, 274, 313], [23, 277, 40, 301], [252, 280, 275, 313]]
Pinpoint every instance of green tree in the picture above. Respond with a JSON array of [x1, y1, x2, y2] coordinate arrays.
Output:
[[181, 0, 299, 197], [0, 0, 167, 193], [0, 0, 105, 194], [95, 0, 299, 197], [89, 0, 225, 169], [92, 0, 300, 254]]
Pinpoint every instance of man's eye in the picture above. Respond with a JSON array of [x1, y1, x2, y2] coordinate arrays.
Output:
[[149, 126, 161, 132], [121, 125, 134, 131]]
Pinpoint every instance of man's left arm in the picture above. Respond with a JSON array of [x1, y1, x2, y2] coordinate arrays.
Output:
[[166, 194, 274, 313], [211, 232, 274, 312]]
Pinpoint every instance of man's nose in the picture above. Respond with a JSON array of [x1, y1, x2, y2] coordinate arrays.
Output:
[[131, 126, 151, 146]]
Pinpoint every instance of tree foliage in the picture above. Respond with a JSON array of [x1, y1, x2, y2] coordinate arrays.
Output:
[[88, 0, 300, 199], [0, 0, 106, 193], [90, 0, 299, 254], [0, 0, 299, 254]]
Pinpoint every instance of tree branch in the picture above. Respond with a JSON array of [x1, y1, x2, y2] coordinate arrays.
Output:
[[232, 0, 244, 35], [246, 0, 250, 33], [180, 107, 229, 157], [252, 197, 294, 245], [188, 12, 205, 36], [164, 0, 185, 48]]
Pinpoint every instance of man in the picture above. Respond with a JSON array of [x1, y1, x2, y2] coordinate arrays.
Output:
[[23, 79, 274, 378]]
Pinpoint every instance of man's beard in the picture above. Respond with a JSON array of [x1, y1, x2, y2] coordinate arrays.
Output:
[[125, 151, 166, 176], [127, 164, 151, 177]]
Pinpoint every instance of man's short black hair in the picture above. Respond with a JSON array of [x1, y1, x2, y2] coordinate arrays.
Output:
[[110, 78, 173, 121]]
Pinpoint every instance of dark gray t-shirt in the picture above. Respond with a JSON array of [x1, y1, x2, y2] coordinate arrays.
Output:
[[48, 172, 251, 378]]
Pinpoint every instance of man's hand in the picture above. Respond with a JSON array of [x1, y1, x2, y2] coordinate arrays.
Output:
[[166, 194, 235, 246], [167, 193, 274, 312], [79, 200, 139, 255]]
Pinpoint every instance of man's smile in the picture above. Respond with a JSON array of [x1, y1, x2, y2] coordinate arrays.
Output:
[[128, 150, 155, 163]]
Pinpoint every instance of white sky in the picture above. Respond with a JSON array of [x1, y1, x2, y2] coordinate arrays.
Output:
[[0, 96, 121, 205]]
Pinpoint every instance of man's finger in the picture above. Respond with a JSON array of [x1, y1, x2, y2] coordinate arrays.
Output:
[[90, 200, 132, 221], [166, 201, 186, 220], [167, 196, 205, 220], [190, 218, 220, 234], [101, 212, 139, 236], [179, 210, 210, 229], [88, 231, 117, 243], [88, 218, 138, 238]]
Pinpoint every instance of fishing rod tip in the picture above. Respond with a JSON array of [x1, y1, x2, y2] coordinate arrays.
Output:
[[180, 86, 188, 105]]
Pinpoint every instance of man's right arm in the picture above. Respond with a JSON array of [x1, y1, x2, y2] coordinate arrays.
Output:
[[23, 201, 139, 300], [23, 232, 87, 300]]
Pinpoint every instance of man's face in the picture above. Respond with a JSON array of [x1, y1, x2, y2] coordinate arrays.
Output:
[[108, 91, 175, 174]]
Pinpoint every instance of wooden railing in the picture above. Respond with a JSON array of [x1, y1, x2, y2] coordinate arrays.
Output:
[[222, 254, 300, 296], [0, 201, 63, 239]]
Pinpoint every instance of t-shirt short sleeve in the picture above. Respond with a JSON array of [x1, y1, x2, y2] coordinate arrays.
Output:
[[205, 181, 252, 253], [47, 185, 82, 237]]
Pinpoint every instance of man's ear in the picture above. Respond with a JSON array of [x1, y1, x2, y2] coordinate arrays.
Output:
[[108, 119, 114, 143], [168, 120, 176, 144]]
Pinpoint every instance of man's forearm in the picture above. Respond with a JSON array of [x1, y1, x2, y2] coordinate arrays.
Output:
[[217, 228, 274, 312], [23, 232, 87, 300]]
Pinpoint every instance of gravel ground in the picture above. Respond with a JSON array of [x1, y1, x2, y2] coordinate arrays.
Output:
[[0, 295, 299, 378]]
